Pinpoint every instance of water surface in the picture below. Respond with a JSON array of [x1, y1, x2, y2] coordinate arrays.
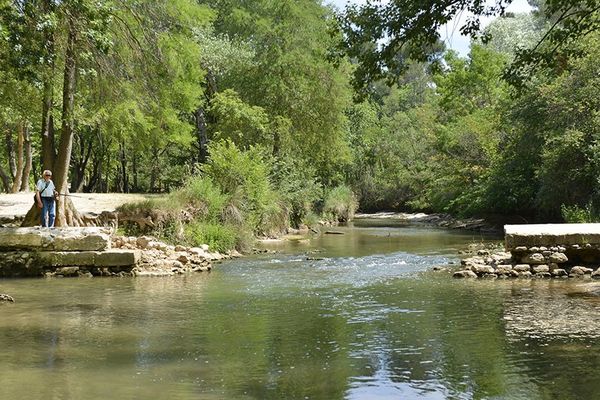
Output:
[[1, 221, 599, 399]]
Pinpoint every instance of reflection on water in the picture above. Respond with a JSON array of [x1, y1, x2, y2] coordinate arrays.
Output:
[[1, 222, 600, 400]]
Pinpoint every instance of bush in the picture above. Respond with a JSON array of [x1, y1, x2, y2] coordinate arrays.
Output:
[[184, 222, 238, 253], [323, 185, 359, 222], [203, 139, 288, 236], [561, 203, 598, 223]]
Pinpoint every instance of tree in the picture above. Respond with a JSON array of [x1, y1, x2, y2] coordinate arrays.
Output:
[[338, 0, 600, 90]]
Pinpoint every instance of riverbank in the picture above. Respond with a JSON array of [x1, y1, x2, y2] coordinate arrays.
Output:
[[354, 212, 500, 233]]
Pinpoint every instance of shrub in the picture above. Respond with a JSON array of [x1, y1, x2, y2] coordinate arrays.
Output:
[[184, 222, 238, 253], [561, 203, 598, 223], [323, 185, 359, 222], [203, 139, 288, 235]]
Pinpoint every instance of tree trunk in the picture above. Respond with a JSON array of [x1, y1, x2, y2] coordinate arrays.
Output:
[[5, 131, 16, 180], [119, 141, 128, 193], [53, 17, 80, 227], [194, 107, 209, 164], [20, 125, 33, 192], [10, 123, 25, 193], [0, 165, 10, 193], [40, 0, 56, 172]]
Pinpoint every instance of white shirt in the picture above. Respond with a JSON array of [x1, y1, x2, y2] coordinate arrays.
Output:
[[36, 179, 55, 198]]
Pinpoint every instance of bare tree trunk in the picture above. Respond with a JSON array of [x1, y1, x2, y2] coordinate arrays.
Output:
[[20, 125, 32, 192], [10, 123, 25, 193]]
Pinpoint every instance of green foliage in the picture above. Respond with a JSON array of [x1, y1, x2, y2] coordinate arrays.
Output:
[[561, 203, 598, 223], [323, 185, 359, 223], [184, 222, 239, 253], [203, 139, 287, 236], [337, 0, 600, 90]]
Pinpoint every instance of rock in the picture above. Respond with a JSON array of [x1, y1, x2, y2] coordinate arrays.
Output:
[[201, 244, 209, 251], [136, 236, 152, 249], [592, 268, 600, 279], [0, 294, 15, 302], [514, 264, 531, 272], [522, 253, 545, 264], [532, 265, 550, 273], [176, 253, 189, 265], [491, 252, 512, 264], [453, 270, 478, 279], [548, 252, 568, 264], [552, 269, 568, 277], [55, 267, 80, 277], [472, 264, 495, 275], [174, 245, 187, 252], [530, 246, 540, 253], [477, 249, 490, 256], [534, 272, 552, 278], [514, 246, 528, 253], [571, 266, 593, 275], [519, 271, 533, 278], [495, 265, 513, 274]]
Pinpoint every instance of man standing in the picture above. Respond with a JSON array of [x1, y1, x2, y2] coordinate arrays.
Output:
[[36, 170, 56, 227]]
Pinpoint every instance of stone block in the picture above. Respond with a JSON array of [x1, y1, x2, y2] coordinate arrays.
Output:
[[0, 227, 110, 251], [505, 223, 600, 250], [94, 250, 140, 267], [37, 251, 97, 267]]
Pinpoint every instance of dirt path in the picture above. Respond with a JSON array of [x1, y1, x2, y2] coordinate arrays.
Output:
[[0, 193, 161, 218]]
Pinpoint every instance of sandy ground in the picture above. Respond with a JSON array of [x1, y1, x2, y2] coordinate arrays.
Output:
[[0, 192, 161, 218]]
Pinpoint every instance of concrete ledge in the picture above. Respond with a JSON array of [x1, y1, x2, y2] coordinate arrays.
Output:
[[0, 227, 111, 251], [505, 224, 600, 250]]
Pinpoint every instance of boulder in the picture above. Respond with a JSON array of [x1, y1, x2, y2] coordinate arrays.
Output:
[[522, 253, 545, 264], [551, 268, 568, 277], [548, 252, 568, 264], [471, 264, 495, 275], [0, 294, 14, 302], [570, 266, 593, 275], [453, 270, 478, 279], [495, 265, 513, 274], [514, 264, 531, 272], [532, 265, 550, 273]]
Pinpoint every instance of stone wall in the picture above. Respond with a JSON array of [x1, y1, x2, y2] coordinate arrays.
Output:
[[453, 224, 600, 279], [0, 227, 221, 278]]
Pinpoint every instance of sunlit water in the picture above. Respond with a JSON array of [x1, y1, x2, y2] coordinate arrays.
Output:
[[2, 221, 600, 400]]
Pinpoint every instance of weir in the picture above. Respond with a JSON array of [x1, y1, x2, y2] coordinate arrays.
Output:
[[456, 224, 600, 279], [0, 227, 140, 277]]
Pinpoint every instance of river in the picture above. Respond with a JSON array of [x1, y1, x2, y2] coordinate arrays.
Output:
[[1, 220, 600, 399]]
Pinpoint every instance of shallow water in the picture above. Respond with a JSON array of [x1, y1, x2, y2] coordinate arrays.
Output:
[[1, 221, 600, 400]]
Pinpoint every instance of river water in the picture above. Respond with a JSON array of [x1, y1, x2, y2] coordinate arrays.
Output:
[[2, 220, 600, 400]]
